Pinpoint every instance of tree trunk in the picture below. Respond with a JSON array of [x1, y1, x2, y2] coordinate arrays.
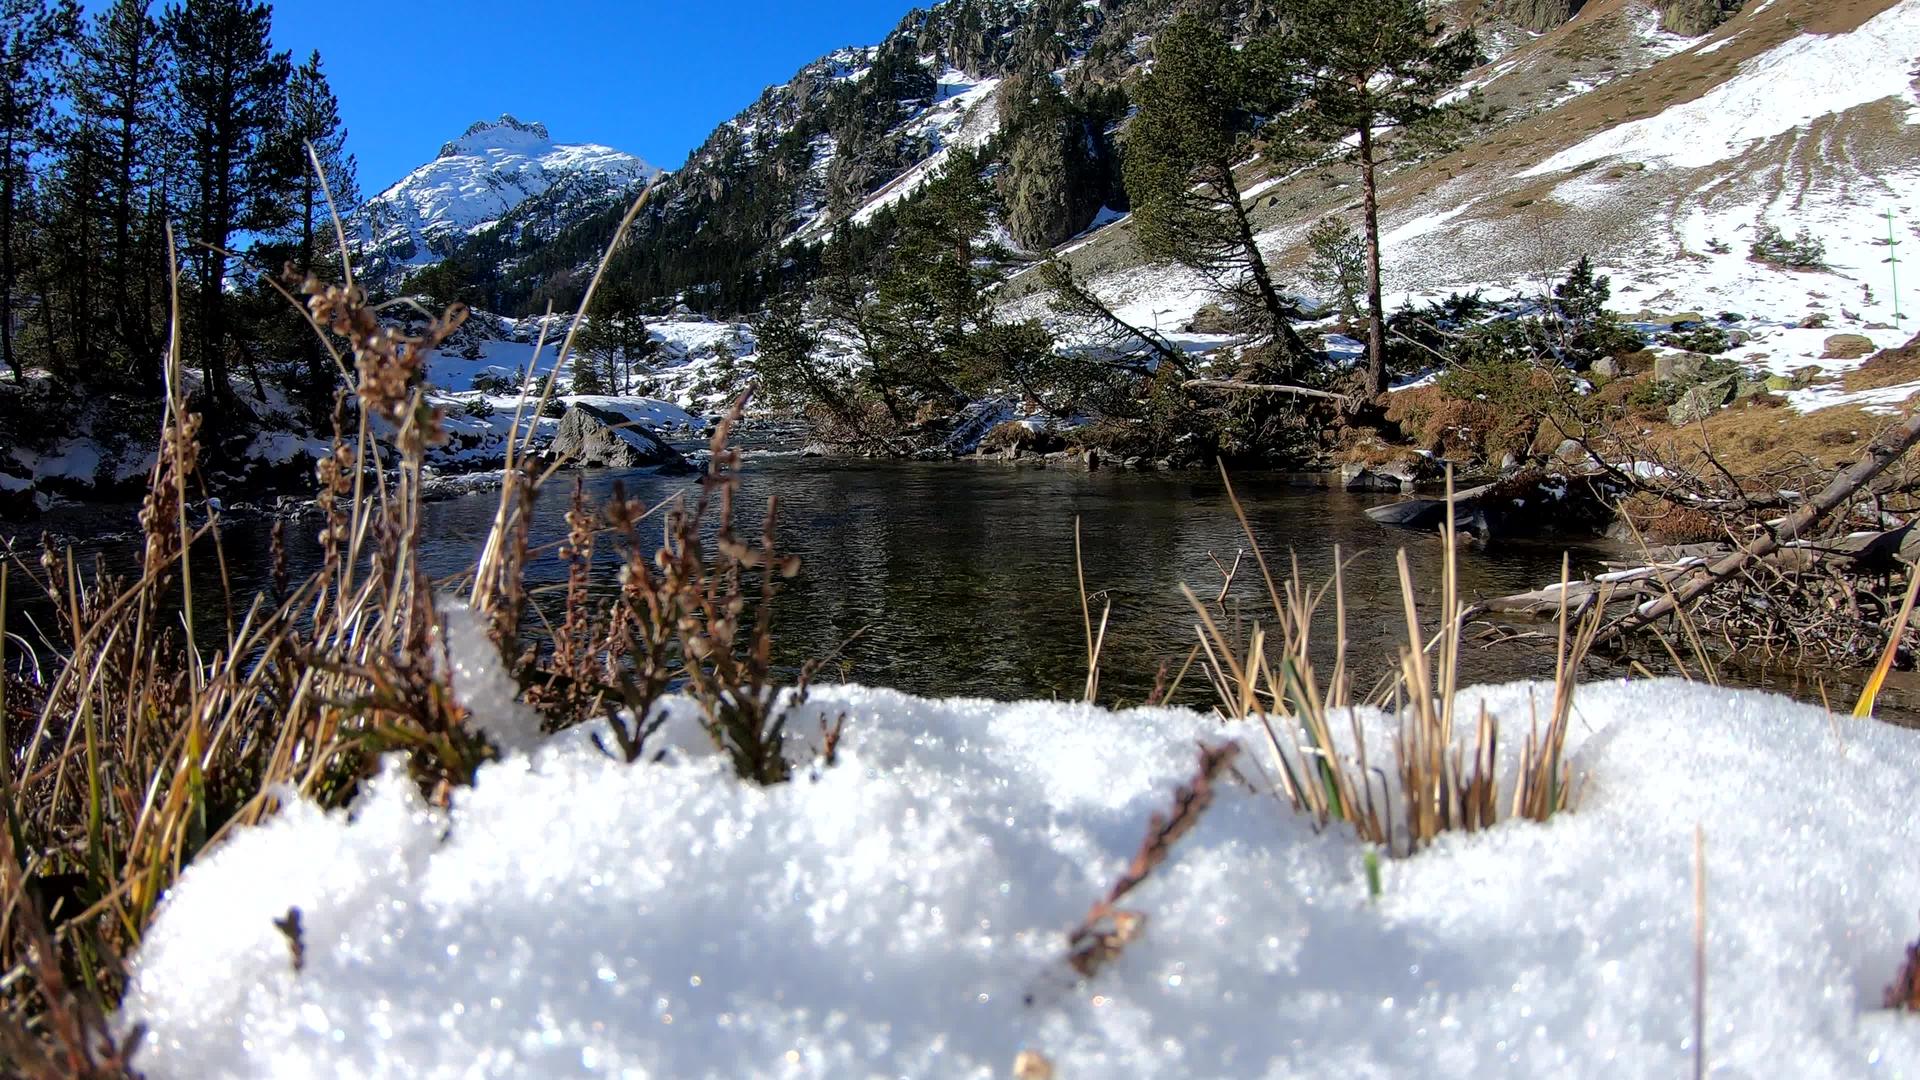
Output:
[[1220, 163, 1313, 367], [0, 140, 18, 382], [1358, 122, 1388, 399]]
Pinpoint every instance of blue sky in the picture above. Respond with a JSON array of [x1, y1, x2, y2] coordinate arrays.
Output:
[[112, 0, 915, 194]]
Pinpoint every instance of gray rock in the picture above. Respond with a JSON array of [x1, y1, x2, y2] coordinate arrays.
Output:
[[1590, 356, 1621, 379], [549, 404, 693, 471], [1653, 351, 1709, 383], [1340, 461, 1414, 493], [1666, 377, 1735, 425]]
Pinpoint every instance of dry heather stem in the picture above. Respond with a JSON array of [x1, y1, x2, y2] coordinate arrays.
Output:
[[1065, 740, 1239, 980]]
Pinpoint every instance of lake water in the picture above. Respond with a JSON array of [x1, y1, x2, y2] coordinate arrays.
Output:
[[11, 455, 1911, 718]]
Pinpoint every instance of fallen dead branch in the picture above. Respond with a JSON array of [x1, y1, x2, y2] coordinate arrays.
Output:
[[1593, 411, 1920, 647], [1182, 378, 1352, 406]]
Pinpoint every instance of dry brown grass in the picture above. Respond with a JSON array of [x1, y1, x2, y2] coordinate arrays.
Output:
[[1384, 383, 1546, 463], [1641, 400, 1897, 479], [1182, 465, 1590, 855], [1843, 340, 1920, 394]]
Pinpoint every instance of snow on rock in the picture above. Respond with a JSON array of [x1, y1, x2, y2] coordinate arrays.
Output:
[[1526, 0, 1920, 176], [121, 678, 1920, 1077]]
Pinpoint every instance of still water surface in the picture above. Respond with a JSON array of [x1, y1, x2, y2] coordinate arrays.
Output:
[[15, 455, 1909, 717]]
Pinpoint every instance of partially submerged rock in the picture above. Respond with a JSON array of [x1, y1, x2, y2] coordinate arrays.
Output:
[[548, 404, 693, 472], [1339, 458, 1434, 493], [1365, 471, 1618, 540]]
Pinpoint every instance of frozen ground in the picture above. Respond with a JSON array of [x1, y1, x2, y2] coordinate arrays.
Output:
[[122, 676, 1920, 1077]]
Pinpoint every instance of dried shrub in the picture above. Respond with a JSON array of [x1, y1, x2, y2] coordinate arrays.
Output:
[[0, 180, 829, 1061]]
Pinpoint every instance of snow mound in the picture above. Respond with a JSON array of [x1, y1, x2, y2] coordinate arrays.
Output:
[[120, 680, 1920, 1076]]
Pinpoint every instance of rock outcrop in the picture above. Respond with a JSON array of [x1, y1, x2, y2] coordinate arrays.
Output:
[[548, 404, 693, 472]]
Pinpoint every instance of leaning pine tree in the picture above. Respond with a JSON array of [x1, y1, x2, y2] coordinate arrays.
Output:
[[1121, 15, 1315, 373], [1261, 0, 1478, 397]]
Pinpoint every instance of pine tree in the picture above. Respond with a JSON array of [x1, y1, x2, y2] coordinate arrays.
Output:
[[270, 49, 356, 417], [1260, 0, 1479, 397], [569, 343, 605, 396], [68, 0, 174, 389], [278, 51, 356, 274], [164, 0, 291, 426], [1121, 16, 1309, 370], [1, 0, 80, 382], [42, 117, 107, 380], [750, 292, 843, 411], [1303, 217, 1367, 321]]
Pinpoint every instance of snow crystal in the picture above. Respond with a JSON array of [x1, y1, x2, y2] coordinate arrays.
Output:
[[436, 598, 545, 753], [121, 679, 1920, 1077]]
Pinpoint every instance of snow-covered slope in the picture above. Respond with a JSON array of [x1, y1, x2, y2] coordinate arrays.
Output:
[[354, 115, 657, 287], [1021, 0, 1920, 411]]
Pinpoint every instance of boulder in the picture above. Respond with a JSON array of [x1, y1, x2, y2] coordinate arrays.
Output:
[[549, 404, 693, 472], [1339, 458, 1432, 493], [1653, 351, 1709, 383], [1667, 376, 1736, 425], [1590, 356, 1622, 379], [1821, 334, 1876, 360]]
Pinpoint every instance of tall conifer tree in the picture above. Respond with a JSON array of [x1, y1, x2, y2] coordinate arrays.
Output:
[[0, 0, 80, 382], [164, 0, 290, 423], [69, 0, 174, 388], [1261, 0, 1478, 396]]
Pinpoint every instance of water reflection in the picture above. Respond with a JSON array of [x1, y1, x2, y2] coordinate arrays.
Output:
[[11, 456, 1912, 721]]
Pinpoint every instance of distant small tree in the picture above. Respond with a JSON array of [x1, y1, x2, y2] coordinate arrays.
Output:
[[1552, 255, 1605, 325], [1548, 256, 1641, 369], [1303, 217, 1367, 321], [401, 257, 483, 310], [570, 346, 605, 396], [1260, 0, 1480, 396], [1749, 225, 1826, 270]]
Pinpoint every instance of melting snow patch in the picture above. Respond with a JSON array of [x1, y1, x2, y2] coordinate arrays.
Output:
[[120, 680, 1920, 1077], [1525, 0, 1920, 175]]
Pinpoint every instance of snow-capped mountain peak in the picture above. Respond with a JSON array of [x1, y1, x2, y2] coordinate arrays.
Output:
[[438, 114, 554, 159], [355, 114, 660, 289]]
